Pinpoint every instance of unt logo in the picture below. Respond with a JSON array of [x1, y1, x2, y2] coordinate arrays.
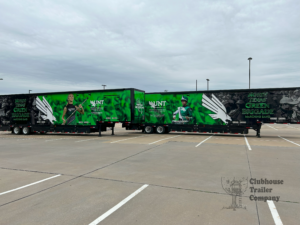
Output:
[[90, 100, 104, 107], [149, 101, 166, 108]]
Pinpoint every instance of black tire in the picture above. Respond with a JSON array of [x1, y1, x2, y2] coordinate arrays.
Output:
[[144, 126, 153, 134], [156, 126, 165, 134], [13, 127, 21, 135], [22, 127, 31, 135]]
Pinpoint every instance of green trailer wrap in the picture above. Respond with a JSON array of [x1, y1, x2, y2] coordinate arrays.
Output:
[[0, 88, 145, 135], [36, 90, 132, 126]]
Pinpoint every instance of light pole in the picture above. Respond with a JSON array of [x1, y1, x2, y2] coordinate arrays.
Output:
[[206, 79, 209, 90], [248, 57, 252, 89], [29, 90, 32, 94], [102, 85, 106, 90]]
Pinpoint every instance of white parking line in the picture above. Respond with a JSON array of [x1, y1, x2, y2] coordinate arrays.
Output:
[[244, 135, 252, 150], [110, 135, 147, 143], [287, 125, 300, 130], [0, 174, 61, 196], [89, 184, 148, 225], [75, 138, 100, 143], [278, 136, 300, 147], [16, 139, 30, 141], [148, 135, 180, 145], [45, 138, 70, 142], [267, 200, 283, 225], [267, 125, 278, 130], [195, 134, 214, 147]]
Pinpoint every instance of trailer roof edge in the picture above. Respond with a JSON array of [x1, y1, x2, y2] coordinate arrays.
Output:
[[147, 86, 300, 94], [0, 88, 145, 96]]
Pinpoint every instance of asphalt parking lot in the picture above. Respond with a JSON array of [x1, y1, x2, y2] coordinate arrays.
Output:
[[0, 124, 299, 225]]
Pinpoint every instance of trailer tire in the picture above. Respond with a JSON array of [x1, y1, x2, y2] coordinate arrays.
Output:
[[13, 127, 21, 135], [156, 126, 165, 134], [22, 127, 31, 135], [144, 126, 153, 134]]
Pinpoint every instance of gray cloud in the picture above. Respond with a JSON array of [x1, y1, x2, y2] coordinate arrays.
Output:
[[0, 0, 299, 94]]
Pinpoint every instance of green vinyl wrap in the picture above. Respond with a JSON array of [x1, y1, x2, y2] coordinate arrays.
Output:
[[133, 90, 145, 124], [145, 93, 226, 125], [37, 90, 131, 125]]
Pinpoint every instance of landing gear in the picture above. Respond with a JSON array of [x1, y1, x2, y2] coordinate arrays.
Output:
[[98, 123, 102, 137], [256, 122, 262, 138], [112, 126, 114, 135]]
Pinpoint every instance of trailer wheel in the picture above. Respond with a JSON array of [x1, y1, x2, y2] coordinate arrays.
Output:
[[156, 126, 165, 134], [22, 127, 31, 135], [144, 126, 153, 134], [13, 127, 21, 135]]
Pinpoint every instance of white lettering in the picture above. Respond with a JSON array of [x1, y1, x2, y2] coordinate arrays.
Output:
[[149, 101, 167, 108]]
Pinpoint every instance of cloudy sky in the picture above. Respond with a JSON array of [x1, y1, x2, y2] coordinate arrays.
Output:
[[0, 0, 299, 94]]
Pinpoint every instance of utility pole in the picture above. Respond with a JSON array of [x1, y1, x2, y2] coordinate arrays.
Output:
[[206, 79, 209, 90], [248, 57, 252, 89]]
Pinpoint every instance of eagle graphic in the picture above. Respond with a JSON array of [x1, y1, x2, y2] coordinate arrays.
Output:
[[35, 97, 56, 124], [202, 94, 231, 124]]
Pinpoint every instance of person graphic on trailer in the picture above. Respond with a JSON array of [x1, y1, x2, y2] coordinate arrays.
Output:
[[62, 94, 85, 125], [173, 96, 193, 121]]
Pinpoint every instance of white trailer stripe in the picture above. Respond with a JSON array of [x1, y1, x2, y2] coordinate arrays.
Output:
[[89, 184, 148, 225], [0, 174, 61, 196], [148, 135, 180, 145], [278, 136, 300, 147], [244, 135, 252, 150], [195, 134, 214, 147], [110, 135, 147, 143], [267, 200, 283, 225]]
